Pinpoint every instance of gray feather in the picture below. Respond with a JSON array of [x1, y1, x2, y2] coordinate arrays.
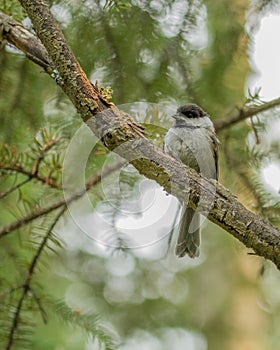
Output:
[[175, 206, 200, 258]]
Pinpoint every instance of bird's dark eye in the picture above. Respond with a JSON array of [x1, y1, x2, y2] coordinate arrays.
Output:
[[188, 111, 197, 118]]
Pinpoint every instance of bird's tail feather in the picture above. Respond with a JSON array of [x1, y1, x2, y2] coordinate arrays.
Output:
[[175, 206, 200, 258]]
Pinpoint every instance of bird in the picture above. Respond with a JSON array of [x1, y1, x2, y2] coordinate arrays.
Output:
[[164, 104, 219, 258]]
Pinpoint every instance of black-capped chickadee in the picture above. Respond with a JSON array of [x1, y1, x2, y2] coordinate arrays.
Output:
[[164, 104, 219, 258]]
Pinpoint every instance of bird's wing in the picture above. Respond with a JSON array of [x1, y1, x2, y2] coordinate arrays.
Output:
[[209, 130, 219, 180]]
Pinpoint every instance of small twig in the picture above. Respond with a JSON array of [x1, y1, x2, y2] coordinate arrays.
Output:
[[0, 177, 31, 200], [29, 288, 48, 324], [1, 166, 61, 190], [249, 116, 260, 144], [32, 136, 63, 176]]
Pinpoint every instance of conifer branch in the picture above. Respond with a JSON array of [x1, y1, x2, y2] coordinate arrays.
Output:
[[0, 166, 61, 194], [0, 135, 66, 197], [0, 159, 125, 238], [5, 206, 66, 350]]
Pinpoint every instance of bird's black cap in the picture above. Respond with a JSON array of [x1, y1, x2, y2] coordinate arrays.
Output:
[[177, 104, 207, 118]]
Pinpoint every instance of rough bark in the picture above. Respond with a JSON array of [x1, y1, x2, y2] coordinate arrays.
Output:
[[0, 11, 51, 71]]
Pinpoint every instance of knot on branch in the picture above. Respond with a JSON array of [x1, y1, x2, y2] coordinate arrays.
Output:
[[87, 106, 145, 150]]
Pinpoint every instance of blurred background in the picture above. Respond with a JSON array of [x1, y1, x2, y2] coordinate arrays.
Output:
[[0, 0, 280, 349]]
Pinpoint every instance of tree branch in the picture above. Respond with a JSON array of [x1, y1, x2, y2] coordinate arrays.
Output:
[[0, 11, 52, 73], [0, 166, 61, 194], [215, 97, 280, 131], [0, 136, 66, 198], [2, 5, 280, 268], [0, 159, 125, 238]]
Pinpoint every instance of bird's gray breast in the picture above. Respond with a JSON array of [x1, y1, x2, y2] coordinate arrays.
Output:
[[164, 126, 216, 179]]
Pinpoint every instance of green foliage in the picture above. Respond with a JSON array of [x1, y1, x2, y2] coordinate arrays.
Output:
[[104, 0, 132, 11], [55, 301, 118, 349], [0, 0, 25, 20]]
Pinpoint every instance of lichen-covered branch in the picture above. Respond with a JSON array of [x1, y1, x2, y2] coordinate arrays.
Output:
[[2, 4, 280, 268], [0, 11, 52, 72]]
